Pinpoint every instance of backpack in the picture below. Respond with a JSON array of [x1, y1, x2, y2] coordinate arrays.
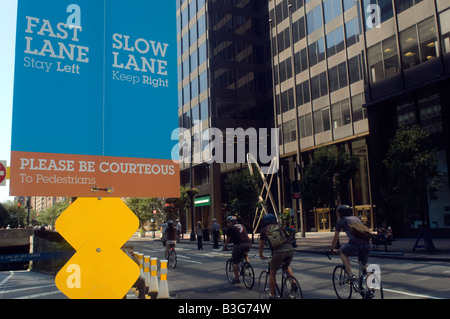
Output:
[[346, 218, 372, 241], [266, 224, 286, 249]]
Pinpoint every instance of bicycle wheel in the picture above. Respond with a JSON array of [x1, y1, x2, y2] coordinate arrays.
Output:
[[225, 259, 234, 284], [282, 275, 303, 299], [258, 270, 271, 299], [242, 262, 255, 289], [169, 248, 177, 269], [332, 265, 352, 299]]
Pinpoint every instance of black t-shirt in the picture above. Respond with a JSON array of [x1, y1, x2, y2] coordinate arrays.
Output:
[[226, 223, 250, 244]]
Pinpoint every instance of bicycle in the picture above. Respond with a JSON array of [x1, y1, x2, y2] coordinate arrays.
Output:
[[166, 243, 177, 269], [225, 253, 255, 289], [256, 256, 302, 299], [326, 250, 383, 299]]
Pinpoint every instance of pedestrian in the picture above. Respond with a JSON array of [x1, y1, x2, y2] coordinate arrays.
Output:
[[211, 218, 220, 249], [196, 221, 204, 250]]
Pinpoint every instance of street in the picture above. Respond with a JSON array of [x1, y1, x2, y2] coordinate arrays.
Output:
[[1, 235, 448, 300]]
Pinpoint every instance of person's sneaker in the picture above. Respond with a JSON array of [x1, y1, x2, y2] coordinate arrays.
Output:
[[232, 278, 240, 284]]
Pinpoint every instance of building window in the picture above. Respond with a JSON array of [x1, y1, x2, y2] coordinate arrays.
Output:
[[323, 0, 342, 24], [294, 48, 308, 74], [348, 54, 364, 84], [299, 113, 313, 138], [418, 89, 443, 134], [383, 36, 399, 78], [307, 5, 323, 35], [400, 18, 437, 70], [395, 0, 423, 14], [332, 98, 351, 128], [368, 36, 399, 83], [296, 80, 311, 106], [440, 9, 450, 54], [308, 37, 325, 67], [292, 17, 306, 43], [326, 26, 345, 57], [311, 71, 328, 100], [363, 0, 393, 25], [396, 97, 416, 127], [345, 17, 360, 47], [283, 119, 297, 143], [351, 93, 367, 122], [343, 0, 356, 12], [418, 17, 438, 63], [200, 99, 209, 122], [329, 61, 348, 92], [314, 107, 331, 134]]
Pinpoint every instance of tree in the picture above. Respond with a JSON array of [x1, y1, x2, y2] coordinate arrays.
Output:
[[125, 197, 163, 228], [300, 145, 357, 211], [0, 200, 29, 228], [35, 200, 69, 226], [224, 169, 261, 226], [383, 125, 442, 250]]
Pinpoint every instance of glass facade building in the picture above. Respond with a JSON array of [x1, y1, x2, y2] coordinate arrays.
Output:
[[176, 0, 273, 230], [177, 0, 450, 236]]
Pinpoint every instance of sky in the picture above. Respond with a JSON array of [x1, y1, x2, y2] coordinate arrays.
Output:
[[0, 0, 17, 203]]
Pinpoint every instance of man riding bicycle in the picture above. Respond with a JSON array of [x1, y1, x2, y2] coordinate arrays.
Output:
[[223, 216, 251, 284], [163, 220, 177, 259], [259, 213, 295, 298], [330, 205, 372, 282]]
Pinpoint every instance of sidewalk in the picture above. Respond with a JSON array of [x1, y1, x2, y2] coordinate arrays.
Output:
[[135, 231, 450, 262]]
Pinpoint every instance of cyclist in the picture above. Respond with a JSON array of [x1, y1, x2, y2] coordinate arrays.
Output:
[[163, 220, 177, 259], [223, 216, 251, 284], [259, 213, 295, 298], [330, 205, 372, 282]]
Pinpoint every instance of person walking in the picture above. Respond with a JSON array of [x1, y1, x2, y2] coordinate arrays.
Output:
[[196, 221, 204, 250], [211, 218, 220, 249]]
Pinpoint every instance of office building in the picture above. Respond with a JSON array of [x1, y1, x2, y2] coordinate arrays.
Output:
[[177, 0, 450, 236], [176, 0, 273, 230]]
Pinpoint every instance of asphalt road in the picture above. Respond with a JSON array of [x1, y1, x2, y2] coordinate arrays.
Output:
[[0, 236, 448, 299]]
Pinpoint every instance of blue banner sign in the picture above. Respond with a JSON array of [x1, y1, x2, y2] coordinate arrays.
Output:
[[11, 0, 179, 197]]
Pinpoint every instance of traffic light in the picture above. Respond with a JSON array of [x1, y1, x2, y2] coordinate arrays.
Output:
[[17, 197, 25, 208]]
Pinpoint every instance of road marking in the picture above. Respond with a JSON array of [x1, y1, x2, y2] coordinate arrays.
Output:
[[1, 284, 56, 294], [383, 288, 445, 299], [14, 290, 64, 299], [0, 271, 14, 287]]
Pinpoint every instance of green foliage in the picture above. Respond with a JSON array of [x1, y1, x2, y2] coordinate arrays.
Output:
[[125, 197, 163, 227], [225, 169, 260, 225], [382, 125, 442, 220], [0, 200, 30, 228], [300, 145, 357, 209], [37, 200, 69, 226]]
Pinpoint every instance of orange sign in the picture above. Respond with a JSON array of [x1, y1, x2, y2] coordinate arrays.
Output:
[[10, 151, 179, 197]]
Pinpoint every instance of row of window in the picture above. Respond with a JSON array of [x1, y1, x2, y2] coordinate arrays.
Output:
[[274, 16, 361, 82], [367, 16, 440, 83], [282, 92, 367, 143], [180, 99, 209, 129], [181, 70, 208, 106], [275, 54, 364, 115]]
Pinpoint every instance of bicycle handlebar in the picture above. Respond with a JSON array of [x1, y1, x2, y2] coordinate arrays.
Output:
[[325, 249, 339, 260]]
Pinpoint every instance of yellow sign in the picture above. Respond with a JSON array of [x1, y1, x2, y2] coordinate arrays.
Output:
[[55, 198, 139, 299]]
